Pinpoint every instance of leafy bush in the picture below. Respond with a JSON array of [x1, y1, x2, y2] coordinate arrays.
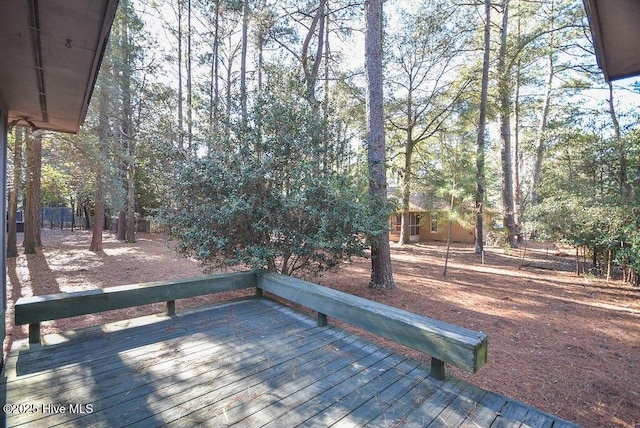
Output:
[[161, 156, 370, 275], [158, 69, 373, 276]]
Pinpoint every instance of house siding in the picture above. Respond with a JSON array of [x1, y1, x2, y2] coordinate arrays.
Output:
[[390, 211, 485, 244], [419, 212, 475, 243]]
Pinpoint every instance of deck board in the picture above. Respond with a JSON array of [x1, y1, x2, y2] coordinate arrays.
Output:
[[301, 360, 426, 427], [459, 391, 508, 428], [1, 298, 580, 427]]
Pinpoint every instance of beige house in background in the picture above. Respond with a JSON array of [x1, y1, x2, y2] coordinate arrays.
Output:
[[389, 210, 477, 243], [388, 190, 492, 244]]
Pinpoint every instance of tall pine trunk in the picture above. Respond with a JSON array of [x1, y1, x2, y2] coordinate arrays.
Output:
[[209, 0, 220, 156], [475, 0, 491, 254], [90, 165, 106, 252], [531, 2, 557, 210], [398, 79, 415, 247], [126, 163, 136, 243], [90, 80, 107, 252], [240, 0, 249, 130], [323, 12, 331, 171], [23, 128, 42, 254], [531, 50, 554, 208], [177, 0, 184, 150], [301, 0, 327, 172], [224, 36, 235, 145], [117, 210, 126, 240], [255, 21, 265, 158], [187, 0, 193, 152], [498, 0, 517, 247], [365, 0, 395, 289], [399, 135, 414, 246], [120, 1, 136, 243], [607, 83, 629, 197], [513, 14, 522, 241]]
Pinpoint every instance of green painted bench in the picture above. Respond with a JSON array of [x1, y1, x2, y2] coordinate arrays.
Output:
[[257, 272, 488, 379], [14, 270, 488, 380], [14, 271, 256, 344]]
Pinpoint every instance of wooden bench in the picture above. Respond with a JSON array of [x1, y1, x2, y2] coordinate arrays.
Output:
[[256, 272, 488, 379], [14, 270, 488, 380], [14, 271, 256, 344]]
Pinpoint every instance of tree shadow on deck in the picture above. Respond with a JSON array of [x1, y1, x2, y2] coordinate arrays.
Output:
[[7, 298, 273, 426]]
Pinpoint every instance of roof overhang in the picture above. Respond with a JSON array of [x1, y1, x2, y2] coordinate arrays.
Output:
[[583, 0, 640, 82], [0, 0, 119, 133]]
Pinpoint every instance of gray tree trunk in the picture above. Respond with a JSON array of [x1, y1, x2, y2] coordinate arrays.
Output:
[[530, 50, 554, 209], [224, 36, 236, 145], [117, 210, 126, 241], [126, 163, 136, 243], [530, 2, 557, 211], [399, 135, 413, 246], [119, 1, 136, 244], [397, 76, 414, 247], [187, 0, 193, 152], [255, 16, 265, 158], [240, 0, 249, 129], [607, 83, 629, 197], [177, 0, 184, 150], [301, 0, 327, 172], [475, 0, 491, 254], [90, 165, 106, 252], [498, 0, 518, 247]]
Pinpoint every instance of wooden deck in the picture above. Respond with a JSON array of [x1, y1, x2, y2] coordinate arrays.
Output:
[[2, 298, 579, 427]]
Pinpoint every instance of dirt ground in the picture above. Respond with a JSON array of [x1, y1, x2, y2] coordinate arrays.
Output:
[[4, 229, 640, 428]]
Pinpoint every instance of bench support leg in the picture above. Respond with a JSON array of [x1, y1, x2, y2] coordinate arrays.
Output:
[[256, 287, 264, 298], [317, 312, 327, 327], [166, 300, 176, 316], [28, 323, 40, 344], [431, 357, 445, 380]]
